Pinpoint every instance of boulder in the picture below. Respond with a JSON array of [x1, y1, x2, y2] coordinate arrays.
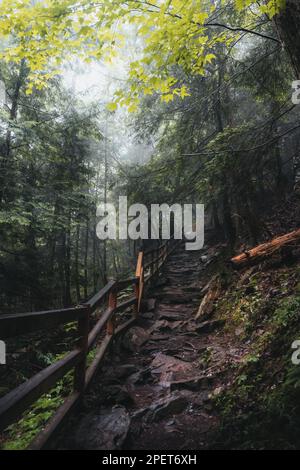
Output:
[[132, 393, 188, 423], [147, 298, 156, 311], [100, 385, 134, 406], [150, 353, 194, 385], [73, 407, 130, 450], [122, 327, 150, 352]]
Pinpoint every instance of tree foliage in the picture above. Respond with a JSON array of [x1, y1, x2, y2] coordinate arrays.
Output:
[[0, 1, 286, 110]]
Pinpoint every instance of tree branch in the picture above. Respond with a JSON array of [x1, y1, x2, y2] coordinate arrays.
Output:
[[204, 22, 280, 44]]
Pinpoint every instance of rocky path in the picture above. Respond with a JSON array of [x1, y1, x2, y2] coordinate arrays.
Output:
[[59, 243, 237, 450]]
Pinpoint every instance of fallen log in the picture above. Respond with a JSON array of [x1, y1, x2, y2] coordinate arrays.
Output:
[[195, 275, 221, 320], [231, 228, 300, 269]]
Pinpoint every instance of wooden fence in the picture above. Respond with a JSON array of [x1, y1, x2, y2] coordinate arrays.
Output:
[[0, 238, 180, 449]]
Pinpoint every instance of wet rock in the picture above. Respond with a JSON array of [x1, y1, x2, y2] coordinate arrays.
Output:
[[150, 395, 188, 422], [147, 298, 156, 311], [182, 285, 201, 293], [123, 327, 150, 352], [170, 375, 215, 392], [149, 333, 170, 342], [152, 319, 185, 332], [113, 364, 139, 379], [100, 385, 134, 406], [155, 277, 169, 288], [140, 298, 158, 313], [158, 311, 182, 321], [156, 294, 198, 304], [151, 320, 169, 332], [150, 353, 194, 385], [126, 367, 152, 385], [142, 311, 154, 320], [132, 393, 188, 423], [73, 407, 130, 450]]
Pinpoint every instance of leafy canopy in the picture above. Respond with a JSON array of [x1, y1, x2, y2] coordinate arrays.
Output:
[[0, 0, 285, 110]]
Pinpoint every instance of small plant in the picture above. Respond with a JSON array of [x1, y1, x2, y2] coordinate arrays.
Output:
[[1, 360, 73, 450], [273, 296, 300, 328]]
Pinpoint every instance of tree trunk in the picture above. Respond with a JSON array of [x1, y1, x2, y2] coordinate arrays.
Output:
[[214, 54, 236, 245], [222, 187, 236, 246], [64, 210, 72, 307], [212, 200, 222, 235], [275, 1, 300, 79], [92, 222, 98, 292], [84, 217, 89, 299], [0, 60, 26, 204], [75, 224, 81, 302], [58, 233, 66, 307], [48, 199, 61, 302]]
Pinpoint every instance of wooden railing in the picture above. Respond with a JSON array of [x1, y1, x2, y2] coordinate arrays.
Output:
[[0, 237, 181, 450]]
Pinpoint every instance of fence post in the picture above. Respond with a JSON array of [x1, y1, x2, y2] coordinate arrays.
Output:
[[74, 306, 90, 394], [135, 252, 144, 316], [107, 287, 117, 335], [139, 263, 144, 313]]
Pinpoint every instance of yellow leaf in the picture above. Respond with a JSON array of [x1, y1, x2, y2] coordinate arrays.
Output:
[[106, 102, 117, 112]]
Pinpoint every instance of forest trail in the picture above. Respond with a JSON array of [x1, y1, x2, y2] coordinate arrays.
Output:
[[58, 242, 240, 450]]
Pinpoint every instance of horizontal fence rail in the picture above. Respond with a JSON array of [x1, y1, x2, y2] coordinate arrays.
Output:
[[0, 306, 88, 340], [0, 237, 181, 449]]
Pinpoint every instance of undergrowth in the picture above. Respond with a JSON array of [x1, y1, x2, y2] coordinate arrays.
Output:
[[212, 263, 300, 449]]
